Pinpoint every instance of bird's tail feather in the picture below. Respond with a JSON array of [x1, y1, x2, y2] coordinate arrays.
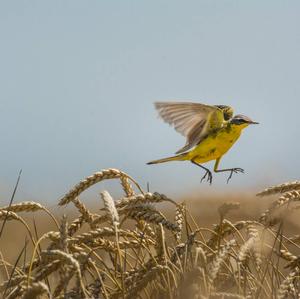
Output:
[[147, 153, 186, 165]]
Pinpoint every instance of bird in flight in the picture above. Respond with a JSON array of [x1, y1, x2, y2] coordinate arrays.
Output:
[[147, 102, 258, 184]]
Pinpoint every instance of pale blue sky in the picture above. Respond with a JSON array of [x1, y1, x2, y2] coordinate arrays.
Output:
[[0, 1, 299, 202]]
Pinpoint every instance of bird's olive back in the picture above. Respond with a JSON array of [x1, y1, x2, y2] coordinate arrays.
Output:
[[214, 105, 234, 121]]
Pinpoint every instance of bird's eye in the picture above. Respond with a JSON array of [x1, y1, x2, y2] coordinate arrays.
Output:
[[234, 118, 244, 124]]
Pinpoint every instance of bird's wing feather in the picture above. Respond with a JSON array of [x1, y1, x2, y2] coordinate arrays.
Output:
[[155, 102, 225, 154]]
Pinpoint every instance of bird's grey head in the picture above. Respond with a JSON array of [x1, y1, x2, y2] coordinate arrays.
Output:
[[230, 114, 259, 125]]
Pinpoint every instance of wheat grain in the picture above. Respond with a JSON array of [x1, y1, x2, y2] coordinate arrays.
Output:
[[120, 175, 135, 197], [175, 202, 185, 241], [72, 198, 95, 225], [68, 216, 84, 236], [115, 192, 176, 209], [0, 210, 23, 221], [278, 249, 297, 262], [136, 220, 156, 239], [59, 214, 68, 252]]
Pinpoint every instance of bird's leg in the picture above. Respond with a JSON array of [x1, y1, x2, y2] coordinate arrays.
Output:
[[191, 159, 213, 184], [213, 157, 244, 183]]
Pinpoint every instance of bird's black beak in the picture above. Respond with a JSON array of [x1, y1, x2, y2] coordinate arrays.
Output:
[[249, 121, 259, 125]]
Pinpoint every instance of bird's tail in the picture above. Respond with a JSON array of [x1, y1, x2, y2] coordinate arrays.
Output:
[[147, 153, 187, 165]]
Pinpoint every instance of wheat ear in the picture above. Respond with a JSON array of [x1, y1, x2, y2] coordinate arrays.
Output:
[[208, 239, 236, 283], [260, 190, 300, 224], [0, 211, 36, 246], [278, 268, 299, 299], [21, 281, 50, 299], [115, 192, 176, 209], [0, 201, 58, 228], [257, 181, 300, 197], [125, 204, 180, 232], [59, 168, 144, 206]]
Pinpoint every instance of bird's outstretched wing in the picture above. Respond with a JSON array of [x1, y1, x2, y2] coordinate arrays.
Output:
[[155, 102, 230, 154]]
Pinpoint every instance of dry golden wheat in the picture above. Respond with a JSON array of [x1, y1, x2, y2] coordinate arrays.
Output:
[[1, 170, 300, 298]]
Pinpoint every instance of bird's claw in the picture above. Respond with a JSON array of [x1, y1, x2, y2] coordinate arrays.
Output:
[[227, 168, 244, 183], [201, 170, 213, 185]]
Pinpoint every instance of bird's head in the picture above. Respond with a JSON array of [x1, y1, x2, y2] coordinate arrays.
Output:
[[230, 115, 259, 128]]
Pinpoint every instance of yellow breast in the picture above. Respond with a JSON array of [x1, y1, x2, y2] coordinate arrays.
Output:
[[184, 124, 243, 164]]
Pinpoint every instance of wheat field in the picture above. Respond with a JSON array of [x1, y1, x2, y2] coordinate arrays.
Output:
[[1, 168, 300, 298]]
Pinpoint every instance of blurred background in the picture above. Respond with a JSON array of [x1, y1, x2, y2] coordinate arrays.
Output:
[[0, 1, 299, 203]]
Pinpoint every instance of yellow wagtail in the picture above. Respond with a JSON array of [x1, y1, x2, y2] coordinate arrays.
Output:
[[147, 102, 258, 184]]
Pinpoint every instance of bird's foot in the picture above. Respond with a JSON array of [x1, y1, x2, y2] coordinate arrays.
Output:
[[227, 168, 244, 183], [201, 169, 213, 185]]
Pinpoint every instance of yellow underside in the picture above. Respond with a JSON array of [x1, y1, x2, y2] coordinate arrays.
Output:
[[181, 123, 247, 164]]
